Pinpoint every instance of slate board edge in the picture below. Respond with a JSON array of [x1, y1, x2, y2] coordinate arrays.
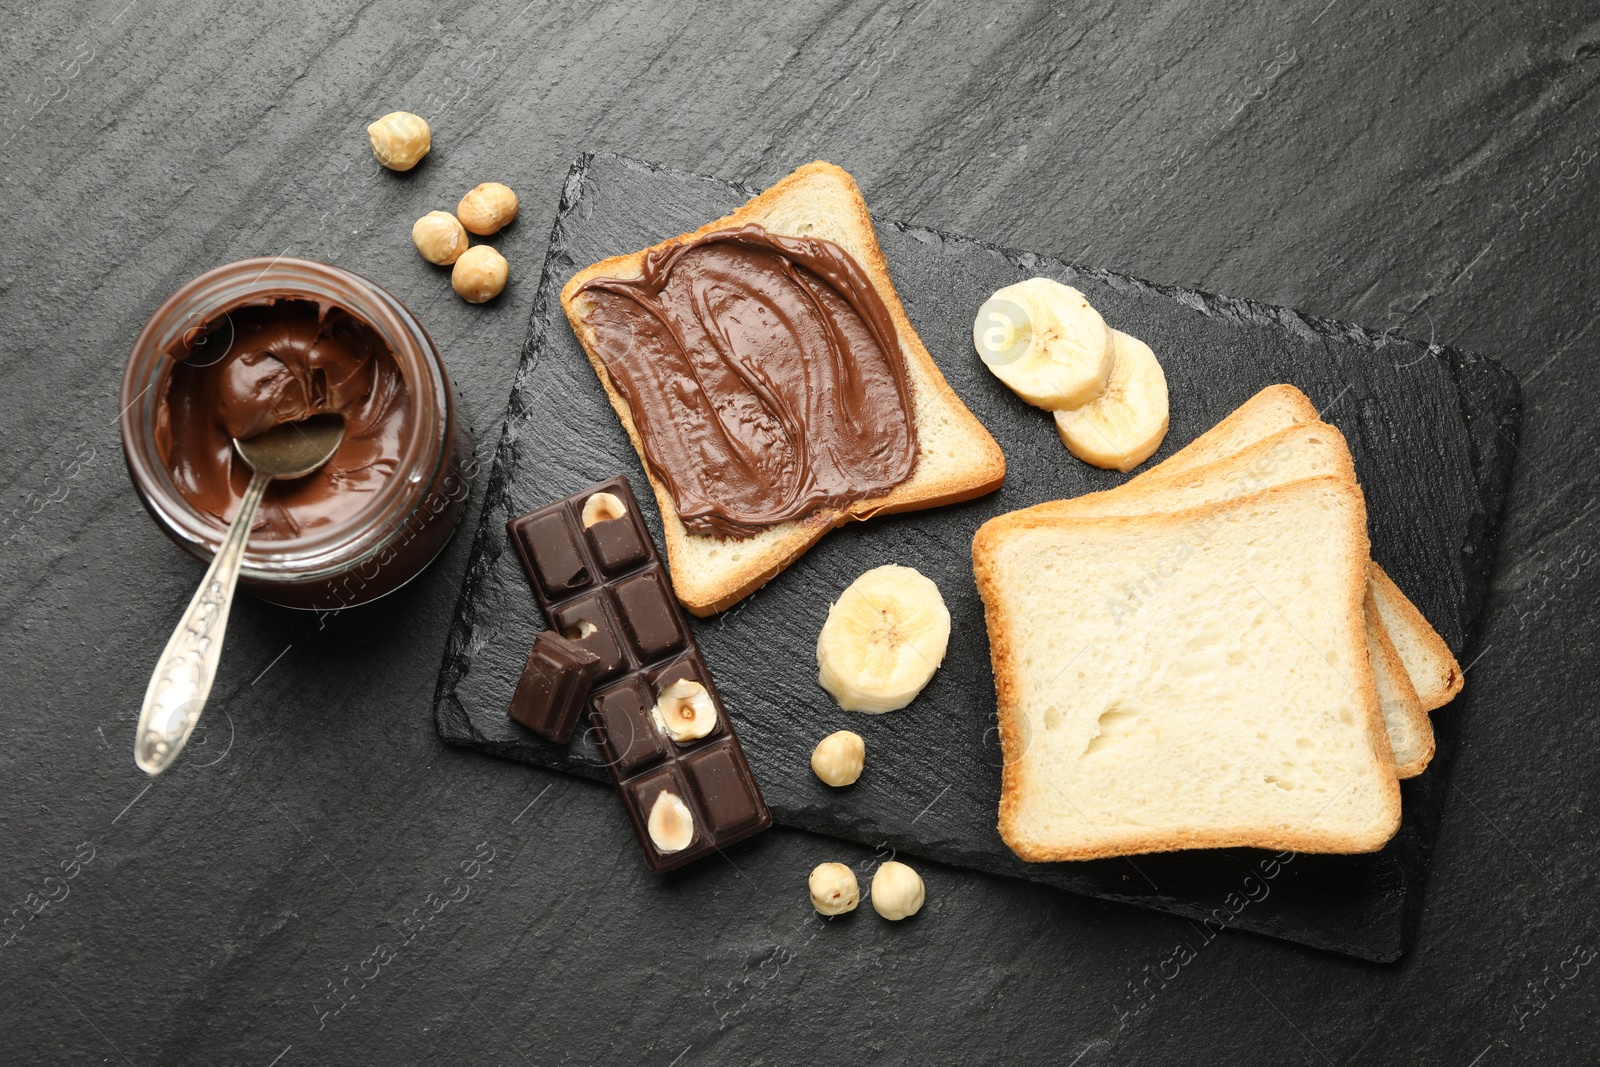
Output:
[[1391, 350, 1523, 957], [432, 152, 1523, 962]]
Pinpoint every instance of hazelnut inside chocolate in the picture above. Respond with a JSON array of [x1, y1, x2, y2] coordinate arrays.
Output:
[[581, 491, 627, 528], [646, 791, 695, 852], [653, 679, 717, 742]]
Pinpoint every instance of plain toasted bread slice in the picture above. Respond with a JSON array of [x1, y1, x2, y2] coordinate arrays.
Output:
[[1365, 589, 1435, 777], [1125, 385, 1461, 712], [974, 478, 1401, 861], [560, 162, 1005, 616], [1015, 424, 1436, 777], [1369, 563, 1464, 711]]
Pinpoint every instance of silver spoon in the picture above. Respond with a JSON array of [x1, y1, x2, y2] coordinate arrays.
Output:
[[134, 414, 345, 776]]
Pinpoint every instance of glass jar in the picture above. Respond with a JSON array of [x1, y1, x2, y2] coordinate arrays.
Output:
[[120, 257, 473, 611]]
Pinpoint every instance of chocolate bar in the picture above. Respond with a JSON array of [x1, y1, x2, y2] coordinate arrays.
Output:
[[507, 631, 603, 744], [507, 476, 771, 872]]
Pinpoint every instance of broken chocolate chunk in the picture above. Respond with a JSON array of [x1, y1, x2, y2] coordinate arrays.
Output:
[[507, 631, 603, 744]]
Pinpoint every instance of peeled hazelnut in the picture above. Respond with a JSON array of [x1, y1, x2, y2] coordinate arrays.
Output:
[[811, 730, 865, 787], [808, 862, 860, 916], [647, 791, 694, 852], [367, 111, 431, 171], [451, 245, 508, 304], [581, 492, 626, 528], [653, 679, 717, 742], [457, 182, 519, 235], [411, 210, 469, 265], [870, 861, 925, 921]]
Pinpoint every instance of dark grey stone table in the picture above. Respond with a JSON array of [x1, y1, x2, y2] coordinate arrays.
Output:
[[2, 2, 1594, 1063]]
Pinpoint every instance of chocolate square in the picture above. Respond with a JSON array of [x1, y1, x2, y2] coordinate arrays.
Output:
[[507, 631, 603, 744], [682, 741, 765, 837], [646, 653, 726, 745], [549, 593, 629, 680], [583, 499, 650, 574], [508, 509, 591, 601], [624, 766, 702, 860], [611, 567, 686, 661], [590, 680, 668, 776], [647, 652, 704, 692]]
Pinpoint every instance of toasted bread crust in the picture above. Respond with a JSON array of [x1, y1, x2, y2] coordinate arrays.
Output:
[[973, 477, 1402, 861], [561, 161, 1004, 615], [1368, 562, 1464, 711], [1366, 587, 1436, 777]]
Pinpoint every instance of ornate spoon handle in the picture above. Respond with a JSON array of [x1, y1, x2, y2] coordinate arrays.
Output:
[[134, 471, 270, 775]]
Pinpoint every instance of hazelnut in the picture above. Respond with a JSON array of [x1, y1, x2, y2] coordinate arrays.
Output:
[[411, 210, 469, 265], [457, 182, 519, 235], [870, 861, 925, 921], [581, 491, 626, 528], [653, 679, 717, 742], [451, 245, 508, 304], [811, 730, 865, 787], [646, 791, 694, 853], [808, 862, 860, 916], [366, 111, 431, 171]]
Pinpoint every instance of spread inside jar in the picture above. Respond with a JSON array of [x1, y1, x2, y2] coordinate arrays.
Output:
[[155, 296, 410, 539], [576, 224, 918, 539]]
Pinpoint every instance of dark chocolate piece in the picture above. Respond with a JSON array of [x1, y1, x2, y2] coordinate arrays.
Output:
[[506, 631, 603, 744], [682, 741, 766, 837], [590, 681, 669, 776], [623, 767, 703, 858], [509, 509, 591, 600], [505, 476, 770, 872], [585, 507, 651, 574], [646, 653, 716, 715], [612, 568, 686, 661], [548, 593, 628, 681]]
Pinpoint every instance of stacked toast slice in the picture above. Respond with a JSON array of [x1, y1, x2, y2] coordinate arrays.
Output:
[[973, 385, 1462, 861]]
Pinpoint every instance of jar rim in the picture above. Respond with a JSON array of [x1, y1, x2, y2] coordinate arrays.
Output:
[[120, 257, 454, 583]]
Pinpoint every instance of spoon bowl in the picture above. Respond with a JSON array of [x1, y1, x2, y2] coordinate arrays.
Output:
[[134, 414, 345, 775], [233, 413, 348, 481]]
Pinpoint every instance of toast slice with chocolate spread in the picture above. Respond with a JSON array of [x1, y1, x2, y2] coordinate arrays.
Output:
[[560, 161, 1005, 616]]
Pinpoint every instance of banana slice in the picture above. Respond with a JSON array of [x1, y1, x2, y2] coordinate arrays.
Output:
[[973, 277, 1114, 410], [1053, 330, 1169, 471], [817, 565, 951, 714]]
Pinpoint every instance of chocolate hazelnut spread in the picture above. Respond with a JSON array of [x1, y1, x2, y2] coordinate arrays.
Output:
[[155, 296, 410, 539], [576, 224, 917, 538]]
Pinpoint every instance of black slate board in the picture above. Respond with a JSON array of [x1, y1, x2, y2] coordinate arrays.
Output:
[[434, 153, 1519, 961]]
